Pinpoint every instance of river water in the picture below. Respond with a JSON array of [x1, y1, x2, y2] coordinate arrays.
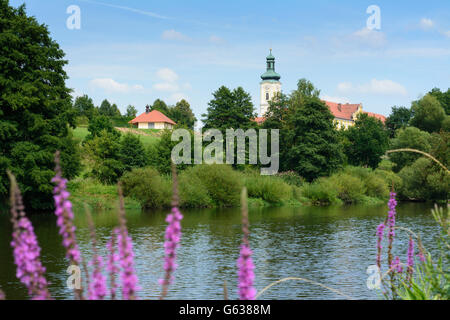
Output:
[[0, 202, 441, 300]]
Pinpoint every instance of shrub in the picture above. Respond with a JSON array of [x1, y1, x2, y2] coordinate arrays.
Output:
[[301, 178, 340, 205], [188, 164, 243, 207], [363, 173, 389, 199], [342, 166, 372, 181], [245, 175, 292, 203], [373, 169, 403, 192], [398, 158, 449, 201], [178, 170, 213, 208], [330, 173, 366, 203], [120, 167, 171, 208], [275, 171, 305, 187]]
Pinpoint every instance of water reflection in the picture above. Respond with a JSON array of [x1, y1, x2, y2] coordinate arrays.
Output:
[[0, 202, 439, 300]]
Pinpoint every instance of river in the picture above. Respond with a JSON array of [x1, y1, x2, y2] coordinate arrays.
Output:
[[0, 202, 441, 300]]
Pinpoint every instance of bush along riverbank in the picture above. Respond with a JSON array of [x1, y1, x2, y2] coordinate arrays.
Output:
[[68, 163, 403, 211]]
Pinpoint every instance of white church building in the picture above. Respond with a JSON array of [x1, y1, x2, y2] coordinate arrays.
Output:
[[259, 49, 281, 117], [255, 50, 386, 127]]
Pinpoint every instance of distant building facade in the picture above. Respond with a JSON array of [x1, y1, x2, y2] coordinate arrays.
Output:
[[322, 101, 386, 129], [259, 49, 281, 117], [257, 50, 386, 128], [129, 106, 176, 129]]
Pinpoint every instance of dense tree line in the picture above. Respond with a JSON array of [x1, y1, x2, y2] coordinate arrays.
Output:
[[0, 1, 80, 209]]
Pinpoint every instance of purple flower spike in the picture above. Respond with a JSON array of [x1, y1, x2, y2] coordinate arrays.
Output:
[[117, 185, 140, 300], [417, 251, 426, 263], [160, 206, 183, 290], [52, 152, 81, 267], [387, 192, 397, 267], [106, 230, 120, 300], [160, 165, 183, 299], [237, 244, 257, 300], [0, 289, 5, 300], [88, 255, 107, 300], [117, 227, 139, 300], [376, 223, 385, 268], [8, 171, 50, 300], [391, 256, 403, 273], [407, 237, 414, 279], [237, 187, 256, 300]]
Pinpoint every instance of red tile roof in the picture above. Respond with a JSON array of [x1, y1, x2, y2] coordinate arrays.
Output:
[[253, 100, 386, 124], [253, 117, 266, 124], [363, 111, 386, 123], [322, 101, 360, 121], [323, 100, 386, 123], [129, 110, 176, 125]]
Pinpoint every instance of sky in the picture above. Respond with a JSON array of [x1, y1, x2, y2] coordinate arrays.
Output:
[[10, 0, 450, 124]]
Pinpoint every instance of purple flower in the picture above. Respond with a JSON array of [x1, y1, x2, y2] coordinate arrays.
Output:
[[376, 223, 385, 268], [0, 289, 5, 300], [391, 256, 403, 273], [116, 185, 140, 300], [8, 172, 50, 300], [106, 231, 120, 299], [417, 251, 426, 263], [237, 187, 256, 300], [159, 207, 183, 290], [88, 255, 107, 300], [237, 244, 256, 300], [52, 155, 81, 267], [117, 227, 139, 300], [407, 237, 414, 276], [387, 192, 397, 267], [387, 192, 397, 241]]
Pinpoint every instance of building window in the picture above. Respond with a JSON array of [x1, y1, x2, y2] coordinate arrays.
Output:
[[266, 92, 269, 101]]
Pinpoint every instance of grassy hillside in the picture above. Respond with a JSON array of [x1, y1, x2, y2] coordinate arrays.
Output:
[[72, 126, 160, 147]]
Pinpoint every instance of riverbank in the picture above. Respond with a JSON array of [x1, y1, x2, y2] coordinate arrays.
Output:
[[67, 164, 391, 211]]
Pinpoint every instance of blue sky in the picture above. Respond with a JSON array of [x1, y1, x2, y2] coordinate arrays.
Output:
[[10, 0, 450, 123]]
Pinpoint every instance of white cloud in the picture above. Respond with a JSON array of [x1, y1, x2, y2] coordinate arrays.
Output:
[[156, 68, 179, 82], [153, 82, 179, 92], [89, 78, 144, 93], [351, 28, 387, 48], [320, 95, 350, 104], [337, 79, 407, 96], [419, 18, 434, 30], [161, 29, 190, 41]]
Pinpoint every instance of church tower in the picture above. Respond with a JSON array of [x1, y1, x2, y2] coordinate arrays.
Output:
[[259, 49, 281, 117]]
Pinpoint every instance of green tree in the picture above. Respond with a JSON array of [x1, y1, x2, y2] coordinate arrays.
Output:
[[285, 98, 344, 181], [85, 116, 120, 142], [343, 113, 389, 168], [73, 94, 96, 120], [428, 87, 450, 115], [410, 94, 446, 133], [151, 99, 170, 115], [398, 158, 449, 201], [0, 1, 80, 209], [111, 103, 121, 117], [385, 106, 412, 138], [389, 127, 432, 172], [147, 129, 194, 174], [170, 99, 197, 129], [202, 86, 256, 131], [84, 130, 124, 184], [119, 134, 147, 172], [125, 105, 138, 118], [98, 99, 120, 117]]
